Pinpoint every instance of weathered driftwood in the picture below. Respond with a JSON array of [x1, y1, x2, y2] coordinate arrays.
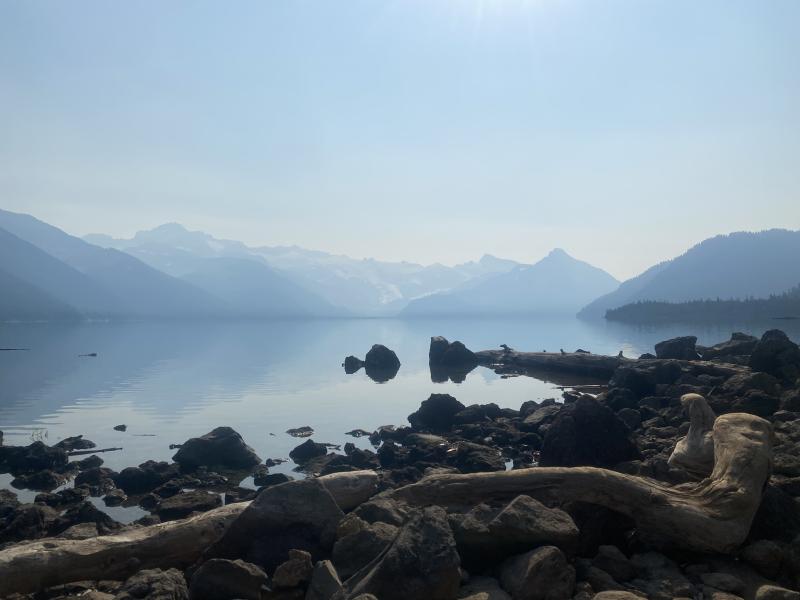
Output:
[[668, 393, 716, 477], [476, 349, 752, 381], [388, 412, 771, 554], [475, 349, 624, 378], [0, 470, 378, 595]]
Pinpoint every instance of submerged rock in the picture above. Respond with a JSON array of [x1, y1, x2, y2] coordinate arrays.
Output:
[[173, 427, 261, 470]]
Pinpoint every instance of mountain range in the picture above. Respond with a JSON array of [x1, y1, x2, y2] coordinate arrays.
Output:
[[578, 229, 800, 318], [401, 248, 619, 316], [2, 207, 799, 322], [85, 223, 521, 316]]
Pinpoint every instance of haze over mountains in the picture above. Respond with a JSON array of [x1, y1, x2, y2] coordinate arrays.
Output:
[[1, 208, 799, 322], [85, 223, 521, 316], [579, 230, 800, 318], [401, 249, 619, 317]]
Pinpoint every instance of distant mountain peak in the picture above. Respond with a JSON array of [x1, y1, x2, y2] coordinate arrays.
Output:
[[545, 247, 570, 259]]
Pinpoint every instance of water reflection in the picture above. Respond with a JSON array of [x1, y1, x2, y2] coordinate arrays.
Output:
[[0, 316, 797, 478]]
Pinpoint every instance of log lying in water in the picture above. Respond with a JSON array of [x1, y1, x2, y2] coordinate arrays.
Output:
[[476, 349, 751, 381], [0, 470, 378, 595], [475, 349, 625, 378], [388, 412, 772, 554]]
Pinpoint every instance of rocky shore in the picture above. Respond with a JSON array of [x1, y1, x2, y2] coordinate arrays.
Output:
[[2, 330, 800, 600]]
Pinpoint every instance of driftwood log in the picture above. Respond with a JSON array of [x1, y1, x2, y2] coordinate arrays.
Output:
[[389, 412, 772, 554], [476, 349, 751, 381], [475, 349, 625, 378], [0, 470, 378, 595]]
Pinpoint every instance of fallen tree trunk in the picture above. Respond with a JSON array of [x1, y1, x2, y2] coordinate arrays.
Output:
[[388, 412, 771, 554], [475, 349, 624, 378], [476, 349, 751, 381], [0, 470, 378, 595]]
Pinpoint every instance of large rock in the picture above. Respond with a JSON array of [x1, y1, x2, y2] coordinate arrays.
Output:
[[206, 479, 343, 572], [408, 394, 466, 432], [0, 503, 58, 543], [173, 427, 260, 470], [116, 568, 188, 600], [440, 341, 478, 367], [114, 461, 180, 494], [365, 344, 401, 370], [655, 336, 700, 360], [429, 336, 451, 365], [499, 546, 575, 600], [0, 441, 68, 475], [702, 332, 759, 360], [346, 506, 461, 600], [451, 495, 579, 569], [539, 397, 639, 468], [289, 439, 328, 464], [749, 330, 800, 381], [332, 521, 398, 579], [189, 558, 268, 600]]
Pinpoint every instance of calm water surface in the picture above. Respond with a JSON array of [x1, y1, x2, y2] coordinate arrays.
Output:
[[1, 317, 798, 513]]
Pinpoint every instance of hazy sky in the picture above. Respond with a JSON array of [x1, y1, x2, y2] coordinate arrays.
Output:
[[1, 1, 799, 280]]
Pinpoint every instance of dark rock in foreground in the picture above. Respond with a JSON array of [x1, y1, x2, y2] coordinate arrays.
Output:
[[207, 479, 343, 571], [540, 396, 640, 467], [750, 329, 800, 382], [173, 426, 261, 470], [345, 505, 461, 600], [189, 558, 268, 600]]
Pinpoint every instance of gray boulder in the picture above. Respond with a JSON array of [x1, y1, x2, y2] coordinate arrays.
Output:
[[206, 479, 343, 571], [346, 506, 461, 600], [451, 495, 578, 570]]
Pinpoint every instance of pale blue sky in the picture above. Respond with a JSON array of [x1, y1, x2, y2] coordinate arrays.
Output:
[[1, 0, 798, 279]]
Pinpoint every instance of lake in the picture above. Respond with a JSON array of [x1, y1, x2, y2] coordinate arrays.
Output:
[[2, 316, 799, 517]]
